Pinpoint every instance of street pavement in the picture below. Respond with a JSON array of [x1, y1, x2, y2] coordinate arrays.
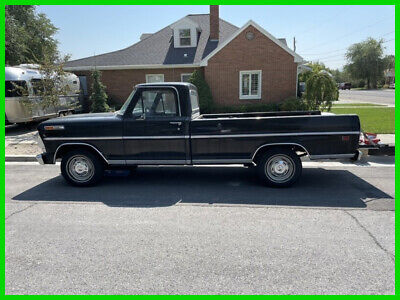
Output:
[[338, 89, 395, 106], [5, 161, 395, 294]]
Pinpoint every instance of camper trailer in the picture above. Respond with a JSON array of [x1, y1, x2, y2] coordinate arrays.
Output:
[[5, 65, 80, 124]]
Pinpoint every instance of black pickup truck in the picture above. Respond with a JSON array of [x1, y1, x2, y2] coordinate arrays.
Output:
[[37, 82, 361, 187]]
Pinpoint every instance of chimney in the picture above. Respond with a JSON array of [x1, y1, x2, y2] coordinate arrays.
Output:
[[209, 5, 219, 41]]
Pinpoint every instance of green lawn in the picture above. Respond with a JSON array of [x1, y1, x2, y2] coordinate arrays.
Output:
[[332, 103, 385, 107], [330, 107, 395, 134]]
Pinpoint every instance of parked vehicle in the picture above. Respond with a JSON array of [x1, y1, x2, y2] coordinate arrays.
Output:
[[5, 65, 80, 124], [339, 82, 352, 90], [37, 82, 361, 187]]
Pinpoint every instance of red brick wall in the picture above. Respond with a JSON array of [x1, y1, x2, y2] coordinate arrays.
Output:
[[74, 67, 198, 104], [209, 5, 220, 40], [204, 25, 297, 106]]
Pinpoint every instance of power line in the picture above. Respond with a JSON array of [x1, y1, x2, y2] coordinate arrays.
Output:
[[295, 10, 348, 38], [300, 14, 394, 52], [307, 37, 395, 65], [302, 30, 395, 58], [301, 30, 395, 56]]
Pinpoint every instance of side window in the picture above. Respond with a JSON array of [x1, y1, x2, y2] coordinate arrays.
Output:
[[131, 97, 144, 116], [132, 89, 178, 117]]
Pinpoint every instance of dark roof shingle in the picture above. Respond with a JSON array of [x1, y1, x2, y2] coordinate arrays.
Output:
[[64, 14, 239, 69]]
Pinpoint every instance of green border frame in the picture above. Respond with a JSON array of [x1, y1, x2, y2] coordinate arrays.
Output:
[[1, 3, 398, 296]]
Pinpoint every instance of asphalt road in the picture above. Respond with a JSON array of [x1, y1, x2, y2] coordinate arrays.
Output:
[[5, 162, 395, 295], [338, 89, 395, 106]]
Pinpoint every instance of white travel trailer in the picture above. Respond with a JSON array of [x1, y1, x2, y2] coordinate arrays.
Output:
[[5, 65, 80, 124]]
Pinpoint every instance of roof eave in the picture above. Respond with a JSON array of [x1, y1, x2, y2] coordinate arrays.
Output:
[[63, 63, 201, 71]]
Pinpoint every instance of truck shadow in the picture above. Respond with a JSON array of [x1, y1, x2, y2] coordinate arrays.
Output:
[[12, 166, 393, 209]]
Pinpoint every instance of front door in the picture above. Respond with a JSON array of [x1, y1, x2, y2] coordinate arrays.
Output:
[[123, 87, 187, 164]]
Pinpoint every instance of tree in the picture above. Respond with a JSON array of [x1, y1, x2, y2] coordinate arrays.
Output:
[[298, 62, 333, 83], [188, 70, 215, 113], [382, 55, 395, 70], [304, 72, 338, 111], [345, 38, 384, 89], [90, 70, 110, 113], [5, 5, 59, 65]]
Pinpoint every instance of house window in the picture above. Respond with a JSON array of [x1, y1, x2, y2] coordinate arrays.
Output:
[[181, 73, 192, 82], [179, 29, 191, 46], [146, 74, 164, 83], [239, 70, 262, 99]]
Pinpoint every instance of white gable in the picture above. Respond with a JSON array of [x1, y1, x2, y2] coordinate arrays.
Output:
[[200, 20, 304, 66], [170, 17, 200, 48]]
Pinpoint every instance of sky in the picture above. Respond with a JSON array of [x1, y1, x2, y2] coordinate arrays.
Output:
[[37, 5, 395, 70]]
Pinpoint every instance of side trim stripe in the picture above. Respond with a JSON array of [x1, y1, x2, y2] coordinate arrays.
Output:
[[44, 131, 360, 141], [191, 131, 360, 139]]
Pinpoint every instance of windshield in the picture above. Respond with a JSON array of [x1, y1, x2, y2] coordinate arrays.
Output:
[[117, 88, 136, 115]]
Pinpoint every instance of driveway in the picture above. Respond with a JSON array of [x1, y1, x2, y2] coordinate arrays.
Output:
[[5, 161, 395, 294], [338, 89, 395, 106]]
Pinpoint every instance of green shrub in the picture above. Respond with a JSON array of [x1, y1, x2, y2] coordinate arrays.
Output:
[[279, 97, 308, 111], [211, 103, 280, 114], [188, 70, 215, 113], [90, 70, 110, 113], [304, 72, 338, 111], [358, 80, 366, 88]]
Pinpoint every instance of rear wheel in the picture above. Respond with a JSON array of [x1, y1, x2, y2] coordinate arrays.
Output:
[[256, 148, 302, 187], [61, 150, 104, 186]]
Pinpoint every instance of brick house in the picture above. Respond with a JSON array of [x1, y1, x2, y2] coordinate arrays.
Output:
[[64, 5, 304, 106]]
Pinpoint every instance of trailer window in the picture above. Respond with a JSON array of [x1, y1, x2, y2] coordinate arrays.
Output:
[[5, 81, 28, 97], [31, 79, 45, 95]]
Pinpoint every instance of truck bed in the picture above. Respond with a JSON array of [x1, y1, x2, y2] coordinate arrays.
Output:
[[199, 110, 321, 119]]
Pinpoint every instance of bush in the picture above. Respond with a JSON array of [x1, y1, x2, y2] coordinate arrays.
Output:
[[90, 70, 110, 113], [304, 72, 338, 111], [279, 97, 308, 111], [188, 70, 214, 113], [358, 80, 366, 88], [211, 103, 280, 114]]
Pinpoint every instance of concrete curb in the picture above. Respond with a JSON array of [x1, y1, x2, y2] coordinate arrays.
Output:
[[5, 155, 37, 162]]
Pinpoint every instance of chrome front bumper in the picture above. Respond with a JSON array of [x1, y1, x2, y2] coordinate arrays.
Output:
[[36, 154, 44, 165]]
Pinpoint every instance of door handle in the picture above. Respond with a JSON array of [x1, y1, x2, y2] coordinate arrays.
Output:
[[169, 121, 182, 126]]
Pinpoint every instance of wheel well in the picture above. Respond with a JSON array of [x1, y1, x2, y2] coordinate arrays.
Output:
[[252, 144, 309, 164], [54, 144, 108, 165]]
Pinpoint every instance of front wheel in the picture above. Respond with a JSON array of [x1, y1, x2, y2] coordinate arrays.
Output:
[[61, 150, 104, 186], [256, 148, 302, 187]]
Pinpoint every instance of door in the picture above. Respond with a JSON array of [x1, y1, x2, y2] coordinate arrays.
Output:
[[123, 87, 187, 164]]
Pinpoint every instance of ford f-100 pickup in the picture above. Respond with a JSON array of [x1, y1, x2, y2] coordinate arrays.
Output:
[[37, 82, 361, 187]]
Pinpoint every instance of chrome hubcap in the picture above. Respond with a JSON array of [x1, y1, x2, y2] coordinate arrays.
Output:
[[265, 154, 295, 183], [67, 155, 94, 182]]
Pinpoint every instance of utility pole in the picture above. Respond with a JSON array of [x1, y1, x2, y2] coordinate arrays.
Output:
[[293, 37, 296, 52]]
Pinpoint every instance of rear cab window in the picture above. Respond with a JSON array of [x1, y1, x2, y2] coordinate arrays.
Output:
[[189, 87, 200, 118]]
